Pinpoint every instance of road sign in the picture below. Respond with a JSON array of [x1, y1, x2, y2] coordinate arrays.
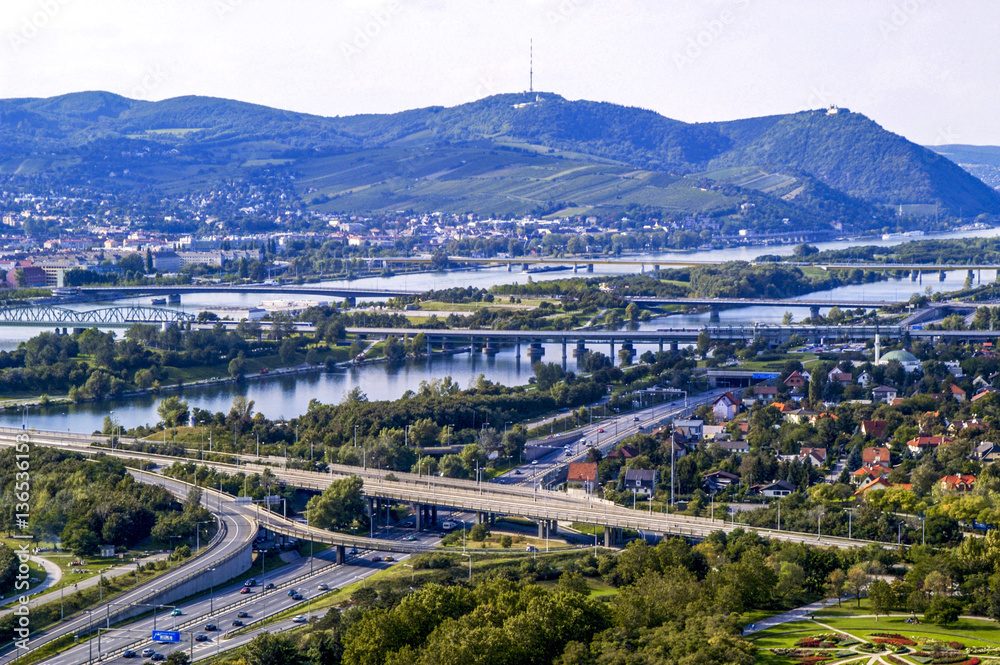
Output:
[[234, 497, 252, 505], [264, 495, 282, 505], [152, 630, 181, 643]]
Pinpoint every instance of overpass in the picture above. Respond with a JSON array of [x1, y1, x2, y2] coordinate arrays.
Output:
[[0, 427, 882, 552], [627, 296, 902, 309]]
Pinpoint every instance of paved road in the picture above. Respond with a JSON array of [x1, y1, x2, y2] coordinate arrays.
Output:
[[497, 388, 728, 489], [49, 526, 442, 664], [743, 597, 844, 635], [0, 475, 255, 665]]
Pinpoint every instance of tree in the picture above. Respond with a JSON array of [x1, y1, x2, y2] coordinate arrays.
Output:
[[468, 523, 489, 542], [229, 353, 248, 380], [157, 396, 189, 428], [145, 248, 154, 273], [279, 337, 298, 364], [165, 652, 190, 665], [845, 566, 871, 607], [134, 368, 155, 390], [696, 331, 711, 356], [925, 597, 961, 626], [306, 475, 368, 530], [868, 579, 894, 618], [825, 569, 846, 605], [558, 571, 591, 595], [625, 302, 639, 322], [383, 335, 406, 362], [499, 535, 513, 549], [240, 633, 304, 665]]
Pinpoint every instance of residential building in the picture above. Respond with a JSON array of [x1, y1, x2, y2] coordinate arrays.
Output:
[[712, 392, 741, 422], [872, 385, 898, 403], [950, 384, 967, 402], [857, 371, 874, 388], [972, 441, 1000, 463], [703, 470, 739, 492], [784, 370, 808, 392], [861, 420, 888, 441], [606, 445, 639, 461], [827, 368, 853, 385], [759, 480, 797, 498], [940, 474, 976, 493], [623, 469, 657, 497], [152, 251, 181, 273], [799, 447, 827, 467], [673, 419, 703, 440], [906, 435, 951, 455], [862, 446, 891, 467], [702, 425, 728, 442], [715, 441, 750, 454], [566, 462, 598, 496]]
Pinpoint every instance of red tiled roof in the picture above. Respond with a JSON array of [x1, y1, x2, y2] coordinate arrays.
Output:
[[567, 462, 598, 482]]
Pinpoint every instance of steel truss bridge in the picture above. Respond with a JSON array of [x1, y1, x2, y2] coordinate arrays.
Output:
[[0, 304, 194, 327]]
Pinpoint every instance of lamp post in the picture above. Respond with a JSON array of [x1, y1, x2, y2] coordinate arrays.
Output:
[[402, 563, 414, 584], [196, 520, 213, 552], [461, 553, 471, 581]]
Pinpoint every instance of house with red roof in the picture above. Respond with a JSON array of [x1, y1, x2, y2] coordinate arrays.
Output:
[[939, 474, 976, 493], [566, 462, 598, 495], [862, 446, 891, 466], [861, 420, 888, 441], [906, 436, 952, 455], [712, 392, 741, 422]]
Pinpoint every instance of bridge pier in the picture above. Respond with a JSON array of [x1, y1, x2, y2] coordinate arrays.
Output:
[[573, 340, 587, 357], [538, 521, 549, 539], [709, 305, 720, 322], [431, 506, 437, 524], [413, 503, 423, 531], [484, 342, 499, 356], [586, 263, 594, 273], [604, 526, 613, 547], [671, 341, 678, 353], [335, 545, 346, 564], [427, 337, 433, 356], [507, 263, 512, 272], [609, 339, 615, 359], [561, 339, 567, 367], [810, 306, 820, 320], [939, 270, 946, 281], [573, 264, 578, 273], [528, 342, 544, 363]]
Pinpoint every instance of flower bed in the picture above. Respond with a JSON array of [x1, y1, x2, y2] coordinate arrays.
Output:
[[871, 634, 917, 647]]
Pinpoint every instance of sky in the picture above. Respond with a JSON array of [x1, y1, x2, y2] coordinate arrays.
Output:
[[1, 0, 997, 146]]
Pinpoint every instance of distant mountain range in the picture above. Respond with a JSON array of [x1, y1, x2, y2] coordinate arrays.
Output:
[[1, 90, 998, 229]]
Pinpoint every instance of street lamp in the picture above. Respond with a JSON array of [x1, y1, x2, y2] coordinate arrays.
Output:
[[196, 520, 213, 552], [460, 553, 472, 581], [402, 563, 414, 584]]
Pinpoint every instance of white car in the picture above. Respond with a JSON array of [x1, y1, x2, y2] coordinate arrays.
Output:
[[317, 583, 329, 590], [293, 615, 308, 623]]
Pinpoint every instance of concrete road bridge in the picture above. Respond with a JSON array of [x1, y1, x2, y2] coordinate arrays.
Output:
[[0, 428, 881, 553]]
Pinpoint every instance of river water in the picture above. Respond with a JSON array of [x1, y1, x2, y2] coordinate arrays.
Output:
[[4, 227, 998, 431]]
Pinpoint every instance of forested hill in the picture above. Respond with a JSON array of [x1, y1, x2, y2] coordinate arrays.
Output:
[[1, 90, 998, 221]]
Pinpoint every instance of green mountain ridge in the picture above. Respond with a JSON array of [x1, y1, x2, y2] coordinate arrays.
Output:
[[0, 90, 997, 227]]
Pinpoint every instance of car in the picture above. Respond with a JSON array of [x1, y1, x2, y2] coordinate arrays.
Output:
[[385, 556, 394, 562], [293, 615, 308, 623], [231, 619, 244, 627], [349, 548, 358, 555], [371, 555, 381, 562], [546, 435, 553, 439], [633, 416, 640, 422], [123, 650, 137, 658], [292, 593, 304, 601], [170, 609, 182, 616], [237, 611, 250, 618], [195, 634, 209, 642], [264, 582, 275, 590], [317, 583, 329, 591], [244, 579, 256, 587], [531, 460, 538, 465], [204, 623, 217, 632], [526, 545, 538, 552], [240, 587, 251, 594], [513, 469, 522, 475], [597, 428, 604, 433], [405, 535, 417, 541], [151, 654, 166, 662], [403, 520, 414, 527], [287, 589, 297, 596], [142, 648, 155, 658]]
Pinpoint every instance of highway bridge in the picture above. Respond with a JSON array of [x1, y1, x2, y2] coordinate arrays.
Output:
[[0, 428, 878, 553]]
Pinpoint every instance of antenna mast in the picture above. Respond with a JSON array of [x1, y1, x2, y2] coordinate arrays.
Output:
[[530, 39, 533, 93]]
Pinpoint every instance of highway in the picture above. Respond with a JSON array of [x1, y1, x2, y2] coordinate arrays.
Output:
[[0, 475, 256, 665]]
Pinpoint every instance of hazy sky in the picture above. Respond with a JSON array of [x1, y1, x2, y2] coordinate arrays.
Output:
[[2, 0, 997, 145]]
